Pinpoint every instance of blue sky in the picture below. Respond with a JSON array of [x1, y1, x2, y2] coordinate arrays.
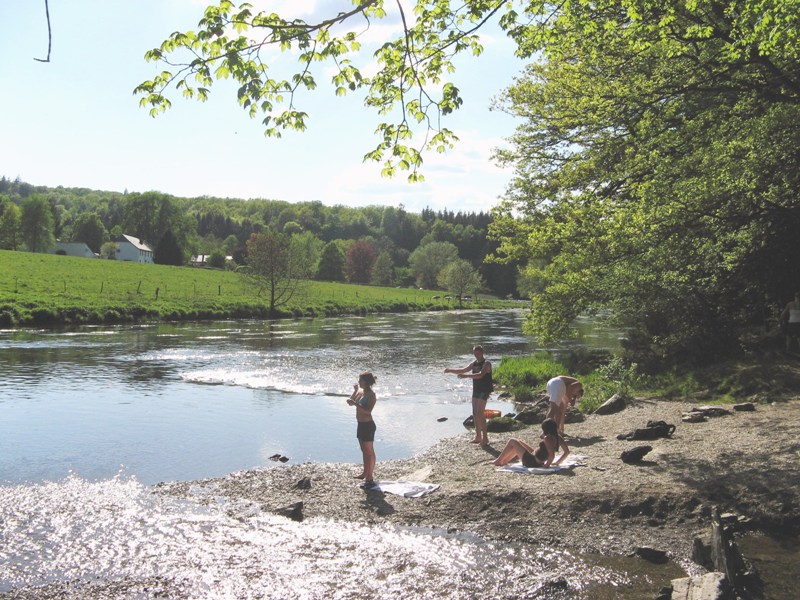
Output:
[[0, 1, 525, 214]]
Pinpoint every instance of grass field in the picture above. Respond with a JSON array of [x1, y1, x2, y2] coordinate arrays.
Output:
[[0, 250, 514, 326]]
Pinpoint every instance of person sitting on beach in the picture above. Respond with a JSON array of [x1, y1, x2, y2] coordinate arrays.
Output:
[[545, 375, 584, 434], [491, 418, 569, 467]]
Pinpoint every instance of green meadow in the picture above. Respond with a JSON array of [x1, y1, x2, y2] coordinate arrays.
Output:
[[0, 251, 514, 327]]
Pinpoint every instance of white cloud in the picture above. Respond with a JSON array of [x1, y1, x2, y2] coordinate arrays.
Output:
[[321, 129, 512, 213]]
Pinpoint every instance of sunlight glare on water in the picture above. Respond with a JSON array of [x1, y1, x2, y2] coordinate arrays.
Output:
[[0, 476, 632, 599]]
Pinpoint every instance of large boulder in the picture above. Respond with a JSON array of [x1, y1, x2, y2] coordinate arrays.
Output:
[[514, 401, 549, 425], [670, 572, 731, 600], [486, 416, 524, 432], [564, 406, 586, 424], [594, 393, 627, 415]]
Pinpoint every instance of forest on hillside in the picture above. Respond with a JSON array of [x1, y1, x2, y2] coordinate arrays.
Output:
[[0, 176, 519, 298]]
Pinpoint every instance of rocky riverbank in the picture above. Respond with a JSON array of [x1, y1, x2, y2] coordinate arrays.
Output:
[[153, 395, 800, 597], [4, 388, 799, 599]]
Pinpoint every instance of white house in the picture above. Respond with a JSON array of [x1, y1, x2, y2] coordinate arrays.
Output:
[[54, 241, 96, 258], [114, 234, 154, 263]]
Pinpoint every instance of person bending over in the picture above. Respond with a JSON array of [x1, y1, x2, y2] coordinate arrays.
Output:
[[545, 375, 584, 434]]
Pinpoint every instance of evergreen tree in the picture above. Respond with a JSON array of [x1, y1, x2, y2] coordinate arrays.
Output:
[[316, 241, 345, 282], [154, 230, 184, 266]]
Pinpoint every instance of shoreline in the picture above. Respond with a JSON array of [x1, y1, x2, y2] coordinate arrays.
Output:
[[156, 397, 800, 563], [4, 396, 799, 598]]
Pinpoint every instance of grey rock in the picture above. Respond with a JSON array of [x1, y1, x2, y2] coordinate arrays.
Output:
[[594, 393, 627, 415], [682, 412, 707, 423], [275, 501, 304, 522], [670, 572, 731, 600], [690, 406, 733, 418], [634, 546, 668, 563], [293, 477, 311, 490]]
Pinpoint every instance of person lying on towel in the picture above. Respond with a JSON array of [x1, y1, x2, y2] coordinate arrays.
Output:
[[490, 418, 570, 468]]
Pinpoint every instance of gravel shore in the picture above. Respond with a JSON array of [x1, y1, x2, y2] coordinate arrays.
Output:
[[158, 397, 800, 565]]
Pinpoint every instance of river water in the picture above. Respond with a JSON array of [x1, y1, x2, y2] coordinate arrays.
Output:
[[2, 310, 694, 599]]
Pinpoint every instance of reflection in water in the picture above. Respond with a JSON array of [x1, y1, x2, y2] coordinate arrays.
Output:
[[0, 476, 671, 599]]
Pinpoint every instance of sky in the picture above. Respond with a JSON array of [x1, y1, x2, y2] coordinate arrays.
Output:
[[0, 1, 526, 215]]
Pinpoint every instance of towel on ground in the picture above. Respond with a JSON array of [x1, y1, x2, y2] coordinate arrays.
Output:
[[496, 454, 585, 475], [372, 480, 440, 497]]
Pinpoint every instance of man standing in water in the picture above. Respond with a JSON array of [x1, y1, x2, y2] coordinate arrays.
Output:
[[445, 345, 493, 445]]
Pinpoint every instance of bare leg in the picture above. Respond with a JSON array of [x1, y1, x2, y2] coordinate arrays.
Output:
[[491, 439, 535, 466], [472, 396, 489, 444], [360, 440, 375, 482], [559, 399, 569, 434]]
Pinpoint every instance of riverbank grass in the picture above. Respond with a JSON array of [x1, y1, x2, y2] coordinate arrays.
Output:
[[0, 250, 515, 326]]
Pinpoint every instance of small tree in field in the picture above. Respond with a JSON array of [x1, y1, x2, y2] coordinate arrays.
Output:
[[438, 260, 484, 307], [245, 230, 308, 315], [100, 242, 118, 260]]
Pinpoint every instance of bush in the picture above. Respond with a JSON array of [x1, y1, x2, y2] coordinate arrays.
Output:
[[511, 385, 542, 403], [494, 352, 568, 388]]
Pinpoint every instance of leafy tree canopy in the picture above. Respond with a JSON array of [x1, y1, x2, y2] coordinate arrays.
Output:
[[487, 0, 800, 366], [135, 0, 518, 180]]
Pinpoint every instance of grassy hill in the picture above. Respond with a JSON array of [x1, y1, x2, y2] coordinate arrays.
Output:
[[0, 251, 511, 327]]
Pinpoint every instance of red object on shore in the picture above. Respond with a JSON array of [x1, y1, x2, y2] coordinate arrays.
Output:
[[484, 409, 501, 419]]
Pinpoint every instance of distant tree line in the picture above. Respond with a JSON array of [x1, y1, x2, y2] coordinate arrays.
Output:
[[0, 176, 518, 299]]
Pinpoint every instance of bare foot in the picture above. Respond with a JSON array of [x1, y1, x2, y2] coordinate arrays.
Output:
[[481, 439, 490, 446], [489, 459, 502, 466], [353, 473, 366, 479], [470, 438, 482, 444]]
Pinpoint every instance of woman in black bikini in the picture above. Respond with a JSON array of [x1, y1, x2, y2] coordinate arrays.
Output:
[[347, 371, 378, 489], [490, 418, 569, 467]]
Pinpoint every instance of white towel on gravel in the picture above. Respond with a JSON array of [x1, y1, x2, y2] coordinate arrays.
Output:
[[496, 454, 585, 475], [372, 481, 440, 497]]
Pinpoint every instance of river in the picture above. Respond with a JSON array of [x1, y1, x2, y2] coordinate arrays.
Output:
[[0, 309, 619, 486]]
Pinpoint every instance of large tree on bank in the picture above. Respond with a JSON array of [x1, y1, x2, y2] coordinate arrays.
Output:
[[489, 0, 800, 366]]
